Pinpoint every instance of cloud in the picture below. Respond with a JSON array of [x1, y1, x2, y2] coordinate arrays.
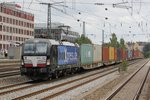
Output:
[[119, 15, 144, 23], [1, 0, 150, 43]]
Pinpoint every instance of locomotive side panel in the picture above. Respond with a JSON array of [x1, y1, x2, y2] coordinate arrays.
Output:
[[57, 45, 79, 65], [58, 45, 66, 65]]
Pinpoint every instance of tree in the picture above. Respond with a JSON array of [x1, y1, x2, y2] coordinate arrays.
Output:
[[143, 43, 150, 58], [120, 38, 126, 49], [75, 34, 92, 45], [110, 33, 118, 47]]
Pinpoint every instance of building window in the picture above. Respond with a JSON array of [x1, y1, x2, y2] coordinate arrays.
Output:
[[0, 25, 2, 31], [3, 26, 5, 32], [10, 27, 12, 33], [16, 28, 18, 33], [7, 17, 9, 23], [3, 35, 5, 41], [0, 35, 2, 40], [13, 19, 15, 24], [0, 44, 2, 49], [21, 29, 23, 35], [16, 20, 18, 25], [24, 22, 26, 27], [6, 26, 9, 32], [3, 17, 5, 22], [13, 28, 15, 33], [21, 21, 23, 26], [0, 16, 2, 22], [19, 29, 21, 34], [10, 18, 12, 24]]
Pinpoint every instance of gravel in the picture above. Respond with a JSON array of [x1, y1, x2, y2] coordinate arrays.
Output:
[[51, 72, 119, 100], [0, 75, 29, 87], [139, 62, 150, 100], [76, 59, 148, 100], [111, 60, 150, 100]]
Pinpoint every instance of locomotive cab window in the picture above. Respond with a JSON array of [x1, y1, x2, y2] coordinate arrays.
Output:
[[24, 43, 34, 54], [35, 43, 48, 54]]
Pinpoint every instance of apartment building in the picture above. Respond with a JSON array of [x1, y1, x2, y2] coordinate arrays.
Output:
[[0, 3, 34, 50]]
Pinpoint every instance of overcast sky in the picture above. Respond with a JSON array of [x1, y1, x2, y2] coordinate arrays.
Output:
[[1, 0, 150, 44]]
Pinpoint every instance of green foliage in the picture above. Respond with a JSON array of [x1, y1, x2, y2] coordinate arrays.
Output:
[[119, 60, 128, 73], [109, 33, 126, 48], [110, 33, 118, 47], [120, 38, 126, 49], [75, 34, 92, 45], [143, 52, 150, 58], [143, 43, 150, 58]]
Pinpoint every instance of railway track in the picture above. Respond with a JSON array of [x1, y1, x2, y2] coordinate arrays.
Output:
[[105, 59, 150, 100], [0, 67, 19, 72], [0, 61, 20, 78], [0, 64, 20, 68], [0, 70, 20, 78], [0, 59, 144, 100]]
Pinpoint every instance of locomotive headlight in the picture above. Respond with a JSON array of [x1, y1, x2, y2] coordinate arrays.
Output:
[[47, 60, 50, 65]]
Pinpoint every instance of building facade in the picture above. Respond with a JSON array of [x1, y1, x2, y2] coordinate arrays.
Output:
[[126, 42, 147, 52], [0, 3, 34, 50], [34, 23, 80, 42]]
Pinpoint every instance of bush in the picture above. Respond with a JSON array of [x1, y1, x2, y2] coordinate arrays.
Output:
[[121, 60, 128, 72]]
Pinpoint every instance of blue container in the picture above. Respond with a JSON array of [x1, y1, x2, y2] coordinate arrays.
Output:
[[128, 50, 133, 60], [57, 45, 78, 65], [117, 48, 122, 61], [127, 50, 130, 59]]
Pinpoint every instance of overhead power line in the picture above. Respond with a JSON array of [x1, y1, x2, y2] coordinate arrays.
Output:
[[40, 2, 63, 38]]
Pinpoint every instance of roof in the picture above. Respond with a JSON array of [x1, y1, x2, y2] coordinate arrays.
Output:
[[25, 38, 78, 46]]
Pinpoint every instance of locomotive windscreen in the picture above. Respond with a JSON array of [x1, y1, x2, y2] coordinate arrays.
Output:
[[23, 42, 48, 54]]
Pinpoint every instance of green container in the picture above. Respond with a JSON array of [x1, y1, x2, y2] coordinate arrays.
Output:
[[80, 44, 93, 65]]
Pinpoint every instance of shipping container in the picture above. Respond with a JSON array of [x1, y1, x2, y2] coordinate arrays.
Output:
[[125, 49, 127, 60], [114, 48, 117, 61], [121, 48, 126, 60], [102, 47, 109, 63], [93, 44, 102, 63], [127, 50, 133, 60], [131, 50, 133, 59], [80, 44, 93, 65], [133, 50, 139, 58], [117, 48, 122, 62], [109, 47, 115, 61]]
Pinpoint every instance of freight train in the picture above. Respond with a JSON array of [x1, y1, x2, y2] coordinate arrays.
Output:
[[20, 38, 143, 80]]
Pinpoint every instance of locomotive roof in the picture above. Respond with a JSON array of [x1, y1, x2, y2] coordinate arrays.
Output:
[[24, 38, 78, 46]]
